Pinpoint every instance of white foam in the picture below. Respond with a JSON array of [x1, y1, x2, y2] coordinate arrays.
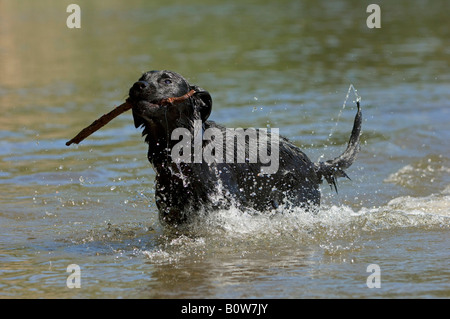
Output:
[[384, 155, 450, 188], [140, 186, 450, 261]]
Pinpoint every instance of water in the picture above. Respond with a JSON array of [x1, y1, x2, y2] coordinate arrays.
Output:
[[1, 0, 449, 299]]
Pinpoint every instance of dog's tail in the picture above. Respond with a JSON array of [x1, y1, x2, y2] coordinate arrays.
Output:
[[314, 101, 362, 192]]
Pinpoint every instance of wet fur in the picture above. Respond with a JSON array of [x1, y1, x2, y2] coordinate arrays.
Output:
[[128, 70, 362, 226]]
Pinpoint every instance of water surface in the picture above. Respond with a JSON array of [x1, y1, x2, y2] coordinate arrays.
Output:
[[0, 0, 449, 298]]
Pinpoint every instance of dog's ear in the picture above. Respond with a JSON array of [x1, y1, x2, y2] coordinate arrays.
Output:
[[132, 109, 145, 128], [190, 85, 212, 122]]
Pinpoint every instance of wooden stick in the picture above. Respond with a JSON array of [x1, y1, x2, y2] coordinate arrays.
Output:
[[160, 89, 196, 105], [66, 89, 196, 146], [65, 101, 133, 146]]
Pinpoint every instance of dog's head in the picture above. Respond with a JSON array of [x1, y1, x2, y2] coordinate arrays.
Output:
[[128, 70, 212, 134]]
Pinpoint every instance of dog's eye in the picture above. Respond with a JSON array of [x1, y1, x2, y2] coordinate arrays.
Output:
[[163, 79, 172, 84]]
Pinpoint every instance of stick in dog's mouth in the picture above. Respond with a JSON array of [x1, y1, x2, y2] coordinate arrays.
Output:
[[65, 89, 196, 146]]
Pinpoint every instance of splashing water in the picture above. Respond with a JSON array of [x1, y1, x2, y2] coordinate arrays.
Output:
[[140, 184, 449, 262], [328, 84, 361, 140]]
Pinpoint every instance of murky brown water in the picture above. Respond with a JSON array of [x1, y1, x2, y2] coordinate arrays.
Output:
[[1, 0, 449, 299]]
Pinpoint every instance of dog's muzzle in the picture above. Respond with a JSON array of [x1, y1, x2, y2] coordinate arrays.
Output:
[[129, 81, 151, 101]]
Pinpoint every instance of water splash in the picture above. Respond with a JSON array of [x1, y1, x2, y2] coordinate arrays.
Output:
[[149, 184, 449, 243], [328, 84, 361, 141]]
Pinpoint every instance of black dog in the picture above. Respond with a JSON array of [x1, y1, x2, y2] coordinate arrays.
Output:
[[128, 70, 362, 226]]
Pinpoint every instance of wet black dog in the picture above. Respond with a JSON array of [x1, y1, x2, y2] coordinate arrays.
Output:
[[128, 70, 362, 226]]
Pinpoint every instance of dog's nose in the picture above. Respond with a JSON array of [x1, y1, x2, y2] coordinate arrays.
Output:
[[132, 81, 149, 91]]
